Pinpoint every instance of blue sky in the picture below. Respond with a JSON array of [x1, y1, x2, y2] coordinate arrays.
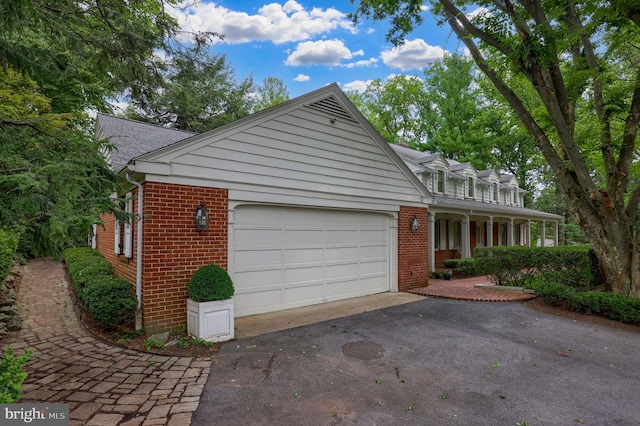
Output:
[[169, 0, 470, 98]]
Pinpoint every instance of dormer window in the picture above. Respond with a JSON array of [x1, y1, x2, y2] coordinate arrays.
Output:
[[512, 186, 517, 204], [437, 170, 445, 193], [468, 177, 474, 198], [492, 182, 498, 202]]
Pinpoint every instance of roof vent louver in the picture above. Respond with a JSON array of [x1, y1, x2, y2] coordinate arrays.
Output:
[[308, 96, 356, 122]]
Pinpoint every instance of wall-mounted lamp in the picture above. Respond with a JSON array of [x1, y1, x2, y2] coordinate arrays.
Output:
[[195, 203, 210, 231], [410, 217, 420, 233]]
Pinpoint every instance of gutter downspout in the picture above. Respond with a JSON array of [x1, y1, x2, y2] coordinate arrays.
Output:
[[126, 171, 144, 330]]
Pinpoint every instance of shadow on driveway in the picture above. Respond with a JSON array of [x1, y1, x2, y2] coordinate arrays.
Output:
[[194, 298, 639, 425]]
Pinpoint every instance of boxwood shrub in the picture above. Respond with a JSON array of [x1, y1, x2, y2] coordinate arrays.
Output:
[[63, 247, 136, 330], [188, 264, 234, 302], [532, 280, 640, 324], [443, 258, 476, 275], [474, 245, 600, 289]]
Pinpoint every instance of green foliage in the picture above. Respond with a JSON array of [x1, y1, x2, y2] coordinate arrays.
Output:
[[188, 264, 234, 303], [144, 338, 164, 351], [443, 258, 475, 274], [125, 45, 254, 132], [347, 74, 428, 148], [63, 248, 136, 330], [63, 248, 113, 300], [533, 281, 640, 324], [0, 67, 124, 258], [474, 246, 600, 289], [0, 228, 18, 283], [82, 278, 137, 330], [252, 77, 290, 113], [0, 347, 33, 403]]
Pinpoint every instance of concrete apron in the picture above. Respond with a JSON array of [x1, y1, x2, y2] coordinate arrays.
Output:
[[234, 292, 425, 339]]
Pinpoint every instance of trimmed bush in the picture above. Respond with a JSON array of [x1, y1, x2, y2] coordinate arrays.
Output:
[[63, 247, 136, 330], [188, 264, 234, 302], [474, 245, 599, 289], [443, 258, 476, 274], [63, 247, 113, 301], [0, 229, 19, 284], [532, 280, 640, 324], [83, 278, 137, 329]]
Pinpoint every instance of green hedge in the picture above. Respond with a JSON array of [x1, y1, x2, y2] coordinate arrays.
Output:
[[443, 258, 476, 274], [533, 280, 640, 324], [474, 245, 601, 289], [0, 229, 19, 284], [63, 247, 136, 330]]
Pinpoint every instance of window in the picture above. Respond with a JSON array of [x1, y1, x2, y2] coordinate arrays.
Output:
[[492, 183, 498, 202], [468, 177, 474, 198], [450, 221, 461, 249], [437, 170, 445, 193], [114, 192, 134, 258], [434, 220, 441, 250], [513, 186, 517, 205]]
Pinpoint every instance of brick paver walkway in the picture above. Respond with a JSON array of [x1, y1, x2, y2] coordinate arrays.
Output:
[[1, 259, 212, 426], [410, 276, 537, 302]]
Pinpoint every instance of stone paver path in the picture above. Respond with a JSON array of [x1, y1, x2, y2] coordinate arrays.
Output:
[[1, 258, 211, 426], [410, 276, 537, 302]]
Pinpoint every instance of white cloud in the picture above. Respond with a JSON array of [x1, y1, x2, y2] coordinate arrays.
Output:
[[293, 74, 310, 82], [342, 57, 379, 68], [285, 39, 356, 66], [171, 1, 355, 45], [342, 80, 372, 93], [466, 7, 491, 22], [381, 39, 447, 71]]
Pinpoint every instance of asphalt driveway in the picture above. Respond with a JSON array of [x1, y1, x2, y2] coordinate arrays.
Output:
[[193, 298, 639, 425]]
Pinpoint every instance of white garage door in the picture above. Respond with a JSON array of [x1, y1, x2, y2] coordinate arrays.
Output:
[[232, 206, 390, 317]]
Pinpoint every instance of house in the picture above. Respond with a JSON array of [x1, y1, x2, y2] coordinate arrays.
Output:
[[389, 144, 562, 269], [94, 84, 432, 333]]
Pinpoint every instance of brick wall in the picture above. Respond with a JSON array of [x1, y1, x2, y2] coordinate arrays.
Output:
[[142, 182, 228, 333], [96, 194, 138, 287], [397, 206, 429, 291]]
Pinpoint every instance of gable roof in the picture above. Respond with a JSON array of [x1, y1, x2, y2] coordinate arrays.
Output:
[[95, 113, 195, 173], [100, 84, 432, 206]]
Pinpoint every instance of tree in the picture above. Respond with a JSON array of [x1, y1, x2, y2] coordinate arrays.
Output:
[[351, 0, 640, 296], [0, 67, 121, 257], [347, 74, 429, 148], [252, 77, 290, 113], [125, 45, 254, 132], [0, 0, 205, 256], [422, 54, 489, 167]]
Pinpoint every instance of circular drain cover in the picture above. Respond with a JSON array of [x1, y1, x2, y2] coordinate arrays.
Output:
[[342, 341, 385, 360]]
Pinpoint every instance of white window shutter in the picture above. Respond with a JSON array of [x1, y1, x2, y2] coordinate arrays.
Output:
[[114, 219, 121, 254], [123, 196, 133, 258]]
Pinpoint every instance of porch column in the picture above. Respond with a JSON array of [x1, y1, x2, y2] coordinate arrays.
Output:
[[487, 217, 493, 247], [526, 220, 531, 247], [428, 212, 435, 271], [541, 220, 546, 247], [507, 218, 514, 247], [461, 214, 471, 258], [554, 221, 559, 246]]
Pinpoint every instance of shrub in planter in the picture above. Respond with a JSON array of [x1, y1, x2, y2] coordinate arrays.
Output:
[[187, 264, 235, 342], [188, 264, 234, 302]]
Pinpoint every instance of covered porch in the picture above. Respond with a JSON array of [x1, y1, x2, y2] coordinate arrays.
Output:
[[427, 198, 563, 270]]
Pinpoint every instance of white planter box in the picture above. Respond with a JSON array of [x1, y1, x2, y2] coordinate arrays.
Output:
[[186, 297, 234, 342]]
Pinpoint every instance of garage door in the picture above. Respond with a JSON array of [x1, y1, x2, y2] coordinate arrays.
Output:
[[232, 206, 390, 316]]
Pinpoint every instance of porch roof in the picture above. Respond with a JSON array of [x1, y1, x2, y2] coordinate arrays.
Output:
[[429, 195, 563, 221]]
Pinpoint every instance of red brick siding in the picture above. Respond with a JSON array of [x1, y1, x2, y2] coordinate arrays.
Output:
[[142, 182, 228, 333], [397, 206, 429, 291], [96, 194, 138, 286]]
